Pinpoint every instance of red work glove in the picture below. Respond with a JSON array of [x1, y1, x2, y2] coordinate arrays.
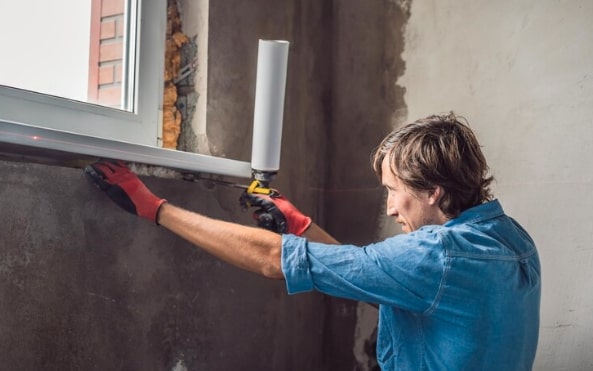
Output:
[[84, 160, 167, 224], [240, 190, 312, 236]]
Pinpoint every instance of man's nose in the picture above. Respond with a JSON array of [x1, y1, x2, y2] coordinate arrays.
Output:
[[385, 199, 396, 216]]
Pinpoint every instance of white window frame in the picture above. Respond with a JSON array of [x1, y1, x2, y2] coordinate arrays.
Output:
[[0, 0, 252, 179]]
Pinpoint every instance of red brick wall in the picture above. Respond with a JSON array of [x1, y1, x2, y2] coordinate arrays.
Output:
[[88, 0, 125, 109], [87, 0, 186, 149]]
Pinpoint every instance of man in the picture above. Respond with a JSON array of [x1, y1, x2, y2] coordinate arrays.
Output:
[[85, 113, 541, 370]]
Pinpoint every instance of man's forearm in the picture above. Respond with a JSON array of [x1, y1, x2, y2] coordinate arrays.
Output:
[[157, 203, 285, 279], [303, 223, 339, 244]]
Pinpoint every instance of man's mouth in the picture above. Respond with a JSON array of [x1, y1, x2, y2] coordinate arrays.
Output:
[[396, 220, 409, 232]]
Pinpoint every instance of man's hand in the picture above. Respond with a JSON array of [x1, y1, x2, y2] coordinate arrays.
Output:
[[84, 160, 167, 224], [240, 190, 311, 236]]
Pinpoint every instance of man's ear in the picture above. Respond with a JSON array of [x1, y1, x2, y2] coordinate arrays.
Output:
[[427, 186, 444, 205]]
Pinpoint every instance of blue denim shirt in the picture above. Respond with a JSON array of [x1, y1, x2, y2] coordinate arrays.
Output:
[[282, 200, 540, 371]]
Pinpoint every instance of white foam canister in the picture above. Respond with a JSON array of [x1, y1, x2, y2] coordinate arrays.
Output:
[[250, 39, 290, 174]]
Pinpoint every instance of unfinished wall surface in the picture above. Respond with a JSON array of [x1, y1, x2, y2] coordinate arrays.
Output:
[[204, 1, 407, 369], [397, 1, 593, 370], [205, 2, 359, 368], [323, 2, 409, 370], [0, 159, 327, 370], [0, 0, 401, 368]]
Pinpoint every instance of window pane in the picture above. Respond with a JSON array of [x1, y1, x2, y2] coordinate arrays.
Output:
[[0, 0, 136, 112]]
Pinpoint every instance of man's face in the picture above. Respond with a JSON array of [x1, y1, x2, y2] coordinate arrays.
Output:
[[381, 158, 445, 233]]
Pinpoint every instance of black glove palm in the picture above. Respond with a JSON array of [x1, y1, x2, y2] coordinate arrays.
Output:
[[240, 192, 288, 234], [239, 190, 311, 235]]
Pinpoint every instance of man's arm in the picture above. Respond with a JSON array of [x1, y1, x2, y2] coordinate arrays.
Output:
[[159, 204, 337, 279], [158, 203, 285, 279], [84, 160, 339, 280], [302, 223, 339, 244], [239, 186, 340, 244]]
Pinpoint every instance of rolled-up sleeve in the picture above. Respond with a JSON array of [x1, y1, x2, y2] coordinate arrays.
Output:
[[280, 230, 447, 312], [281, 234, 314, 294]]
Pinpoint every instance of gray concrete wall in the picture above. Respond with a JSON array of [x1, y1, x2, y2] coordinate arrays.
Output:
[[0, 0, 396, 369], [205, 3, 359, 368], [396, 1, 593, 370], [0, 159, 329, 371], [202, 1, 407, 369]]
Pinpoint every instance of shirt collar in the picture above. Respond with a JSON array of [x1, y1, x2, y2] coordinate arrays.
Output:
[[444, 199, 504, 227]]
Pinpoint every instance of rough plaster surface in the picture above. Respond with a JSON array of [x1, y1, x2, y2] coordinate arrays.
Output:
[[0, 0, 469, 369], [206, 1, 410, 369], [178, 0, 210, 155], [0, 160, 327, 370], [398, 1, 593, 369]]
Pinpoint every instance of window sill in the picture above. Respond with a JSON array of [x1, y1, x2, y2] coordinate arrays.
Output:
[[0, 119, 252, 179]]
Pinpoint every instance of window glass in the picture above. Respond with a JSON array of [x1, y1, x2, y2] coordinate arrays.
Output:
[[0, 0, 161, 147], [0, 0, 253, 178], [0, 0, 136, 112]]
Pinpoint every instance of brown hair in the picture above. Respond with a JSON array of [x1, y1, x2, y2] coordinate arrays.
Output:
[[372, 113, 494, 218]]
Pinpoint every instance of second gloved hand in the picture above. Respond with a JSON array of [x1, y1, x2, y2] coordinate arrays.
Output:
[[240, 190, 312, 236], [84, 160, 167, 224]]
